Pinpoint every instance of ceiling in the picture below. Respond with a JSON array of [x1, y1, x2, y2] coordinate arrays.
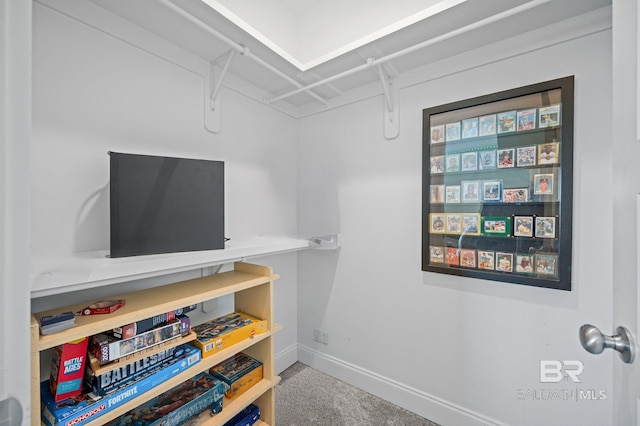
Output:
[[198, 0, 467, 70], [88, 0, 611, 109]]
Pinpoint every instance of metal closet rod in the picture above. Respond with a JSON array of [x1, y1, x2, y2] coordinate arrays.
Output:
[[159, 0, 329, 106], [162, 0, 550, 107], [268, 0, 552, 104]]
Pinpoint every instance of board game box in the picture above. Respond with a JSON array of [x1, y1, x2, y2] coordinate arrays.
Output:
[[92, 316, 190, 364], [223, 403, 260, 426], [79, 300, 125, 316], [49, 337, 89, 402], [109, 305, 196, 339], [105, 372, 227, 426], [39, 311, 76, 335], [210, 352, 263, 401], [86, 344, 200, 396], [41, 346, 201, 426], [191, 312, 267, 358]]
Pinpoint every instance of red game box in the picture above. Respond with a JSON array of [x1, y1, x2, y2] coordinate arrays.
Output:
[[80, 300, 125, 316], [49, 337, 89, 402]]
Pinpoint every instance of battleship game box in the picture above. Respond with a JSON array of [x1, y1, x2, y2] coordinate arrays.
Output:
[[41, 346, 201, 426], [210, 352, 263, 401], [49, 337, 90, 402], [191, 312, 267, 358], [108, 305, 196, 339], [86, 344, 200, 396], [105, 372, 227, 426], [92, 316, 190, 364]]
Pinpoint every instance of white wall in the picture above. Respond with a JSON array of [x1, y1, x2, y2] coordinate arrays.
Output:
[[297, 10, 613, 426], [29, 2, 617, 426], [30, 2, 299, 372], [0, 0, 32, 423]]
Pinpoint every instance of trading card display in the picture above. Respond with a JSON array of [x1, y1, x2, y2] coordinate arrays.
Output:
[[424, 77, 573, 290]]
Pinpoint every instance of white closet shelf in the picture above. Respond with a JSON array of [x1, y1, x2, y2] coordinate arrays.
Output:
[[30, 236, 309, 298]]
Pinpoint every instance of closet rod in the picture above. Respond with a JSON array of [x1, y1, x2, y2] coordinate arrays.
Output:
[[268, 0, 552, 104], [159, 0, 329, 106]]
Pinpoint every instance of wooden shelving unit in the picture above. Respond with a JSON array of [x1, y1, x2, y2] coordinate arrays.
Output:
[[31, 262, 278, 426]]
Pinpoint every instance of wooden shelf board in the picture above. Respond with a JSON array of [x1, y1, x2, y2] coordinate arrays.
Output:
[[33, 269, 274, 351]]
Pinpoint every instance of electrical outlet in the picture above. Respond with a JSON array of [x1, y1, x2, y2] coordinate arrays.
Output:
[[313, 329, 328, 345]]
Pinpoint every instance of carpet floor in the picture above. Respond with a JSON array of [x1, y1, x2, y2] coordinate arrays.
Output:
[[275, 362, 440, 426]]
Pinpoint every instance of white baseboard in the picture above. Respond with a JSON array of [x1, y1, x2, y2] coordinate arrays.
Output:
[[275, 343, 299, 375], [297, 344, 508, 426]]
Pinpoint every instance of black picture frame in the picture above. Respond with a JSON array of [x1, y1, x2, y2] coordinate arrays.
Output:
[[422, 76, 574, 291]]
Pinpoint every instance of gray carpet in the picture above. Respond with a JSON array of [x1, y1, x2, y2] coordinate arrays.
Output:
[[275, 362, 440, 426]]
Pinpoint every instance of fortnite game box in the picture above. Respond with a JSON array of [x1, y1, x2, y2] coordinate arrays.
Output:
[[92, 316, 190, 364], [108, 305, 196, 339], [49, 337, 89, 402], [210, 352, 263, 402], [105, 372, 227, 426], [41, 346, 201, 426], [86, 344, 200, 396], [191, 312, 267, 358]]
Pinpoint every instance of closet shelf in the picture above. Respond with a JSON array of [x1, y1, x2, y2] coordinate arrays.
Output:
[[30, 236, 309, 298]]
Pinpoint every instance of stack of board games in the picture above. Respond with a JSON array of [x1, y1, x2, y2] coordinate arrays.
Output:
[[91, 316, 190, 364], [104, 372, 227, 426], [39, 311, 76, 335], [49, 337, 89, 402], [86, 345, 200, 396], [223, 404, 260, 426], [210, 352, 263, 402], [41, 344, 201, 426], [191, 312, 267, 358], [109, 305, 196, 339]]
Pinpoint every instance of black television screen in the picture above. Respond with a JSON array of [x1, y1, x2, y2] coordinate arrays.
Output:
[[109, 152, 225, 258]]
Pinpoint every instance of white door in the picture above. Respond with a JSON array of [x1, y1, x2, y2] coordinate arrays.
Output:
[[0, 0, 32, 425], [610, 0, 639, 424]]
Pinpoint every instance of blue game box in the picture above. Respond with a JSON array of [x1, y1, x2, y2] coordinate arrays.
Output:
[[41, 345, 201, 426]]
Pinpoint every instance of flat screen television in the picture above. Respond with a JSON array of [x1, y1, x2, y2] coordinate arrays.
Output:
[[109, 151, 225, 258]]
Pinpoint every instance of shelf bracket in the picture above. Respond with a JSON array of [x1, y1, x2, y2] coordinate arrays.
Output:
[[308, 233, 342, 250], [204, 50, 235, 133], [376, 64, 399, 140]]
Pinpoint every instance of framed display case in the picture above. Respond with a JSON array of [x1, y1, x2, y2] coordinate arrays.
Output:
[[422, 76, 574, 290]]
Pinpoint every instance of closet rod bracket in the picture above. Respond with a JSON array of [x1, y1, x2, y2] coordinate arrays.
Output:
[[204, 50, 235, 133]]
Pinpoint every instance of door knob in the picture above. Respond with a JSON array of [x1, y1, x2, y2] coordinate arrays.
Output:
[[579, 324, 635, 364]]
